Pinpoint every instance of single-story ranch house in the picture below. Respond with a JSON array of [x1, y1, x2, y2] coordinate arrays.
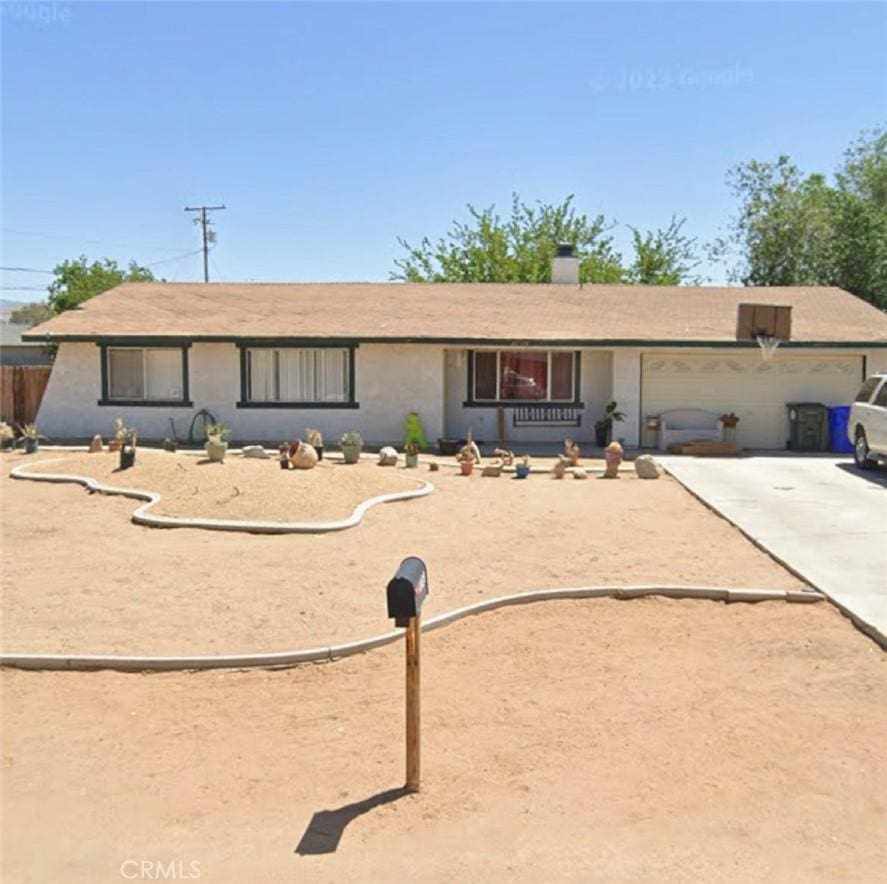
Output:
[[24, 272, 887, 450]]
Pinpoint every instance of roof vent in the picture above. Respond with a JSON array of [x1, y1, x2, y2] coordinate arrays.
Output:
[[552, 242, 579, 284]]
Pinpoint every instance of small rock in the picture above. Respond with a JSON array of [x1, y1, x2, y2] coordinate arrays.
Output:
[[378, 446, 398, 466], [634, 454, 661, 479], [573, 468, 588, 480], [242, 445, 270, 459], [429, 462, 440, 472]]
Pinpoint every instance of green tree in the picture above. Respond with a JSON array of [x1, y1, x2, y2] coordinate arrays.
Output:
[[714, 128, 886, 309], [393, 194, 625, 283], [9, 301, 54, 327], [830, 129, 887, 308], [626, 216, 700, 285], [47, 256, 155, 314]]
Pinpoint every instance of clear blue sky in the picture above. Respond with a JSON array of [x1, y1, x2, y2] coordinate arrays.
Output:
[[2, 1, 885, 299]]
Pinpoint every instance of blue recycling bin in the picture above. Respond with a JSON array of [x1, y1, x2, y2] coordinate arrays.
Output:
[[827, 405, 854, 454]]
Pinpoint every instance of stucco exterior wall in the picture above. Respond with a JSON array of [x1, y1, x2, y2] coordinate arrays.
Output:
[[864, 349, 887, 376], [34, 341, 887, 449], [36, 342, 445, 446]]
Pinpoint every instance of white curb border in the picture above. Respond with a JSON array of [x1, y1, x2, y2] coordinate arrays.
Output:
[[9, 458, 434, 534], [0, 584, 823, 672]]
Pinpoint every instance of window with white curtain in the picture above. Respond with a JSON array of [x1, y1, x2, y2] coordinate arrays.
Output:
[[107, 347, 185, 401], [247, 348, 349, 403]]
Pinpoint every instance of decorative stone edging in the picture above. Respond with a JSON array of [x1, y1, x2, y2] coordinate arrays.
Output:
[[0, 584, 823, 672], [8, 458, 434, 534]]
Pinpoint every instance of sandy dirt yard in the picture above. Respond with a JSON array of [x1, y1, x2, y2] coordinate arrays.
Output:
[[8, 449, 426, 521], [1, 450, 807, 655], [2, 598, 885, 883]]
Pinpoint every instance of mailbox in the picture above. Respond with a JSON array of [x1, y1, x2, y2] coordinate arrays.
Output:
[[387, 556, 429, 627]]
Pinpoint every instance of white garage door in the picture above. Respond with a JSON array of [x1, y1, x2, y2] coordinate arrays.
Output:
[[641, 352, 864, 449]]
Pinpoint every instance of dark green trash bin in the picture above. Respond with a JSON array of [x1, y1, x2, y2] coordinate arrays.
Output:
[[786, 403, 828, 451]]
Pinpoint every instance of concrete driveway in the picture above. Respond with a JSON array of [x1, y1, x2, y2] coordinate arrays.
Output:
[[657, 454, 887, 646]]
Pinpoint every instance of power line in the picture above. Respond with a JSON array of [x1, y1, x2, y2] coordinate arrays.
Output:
[[145, 248, 205, 269], [0, 265, 54, 274], [184, 205, 225, 282], [0, 286, 47, 292], [1, 227, 193, 254]]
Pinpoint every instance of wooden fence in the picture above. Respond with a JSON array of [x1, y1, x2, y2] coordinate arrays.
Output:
[[1, 365, 52, 428]]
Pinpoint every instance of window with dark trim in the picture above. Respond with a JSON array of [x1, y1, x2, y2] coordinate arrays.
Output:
[[469, 350, 580, 404], [238, 346, 358, 408], [98, 344, 191, 406]]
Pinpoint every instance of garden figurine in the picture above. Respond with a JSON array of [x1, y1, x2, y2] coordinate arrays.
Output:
[[604, 440, 623, 478]]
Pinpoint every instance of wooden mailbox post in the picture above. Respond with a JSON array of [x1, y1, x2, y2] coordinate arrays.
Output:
[[386, 556, 428, 794]]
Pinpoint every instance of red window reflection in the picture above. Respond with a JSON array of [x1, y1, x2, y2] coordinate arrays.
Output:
[[500, 352, 548, 400]]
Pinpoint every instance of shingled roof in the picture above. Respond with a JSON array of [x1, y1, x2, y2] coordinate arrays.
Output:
[[24, 282, 887, 344]]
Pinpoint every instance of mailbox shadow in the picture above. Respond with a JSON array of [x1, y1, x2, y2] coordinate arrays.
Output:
[[295, 786, 409, 855]]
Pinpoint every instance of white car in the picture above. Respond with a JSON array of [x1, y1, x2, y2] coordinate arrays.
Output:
[[848, 372, 887, 469]]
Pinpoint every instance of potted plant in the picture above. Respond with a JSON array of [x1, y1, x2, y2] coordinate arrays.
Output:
[[205, 421, 230, 463], [117, 422, 137, 469], [595, 400, 626, 447], [514, 454, 531, 479], [306, 428, 324, 460], [404, 441, 420, 468], [0, 421, 15, 450], [340, 431, 363, 464], [720, 412, 740, 444], [457, 432, 480, 475], [109, 417, 126, 452], [18, 423, 47, 455]]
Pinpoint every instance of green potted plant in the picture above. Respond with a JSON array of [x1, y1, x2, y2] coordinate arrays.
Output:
[[340, 431, 363, 464], [306, 428, 324, 460], [18, 423, 47, 455], [116, 422, 137, 469], [595, 400, 626, 447], [205, 421, 230, 463], [404, 441, 420, 468]]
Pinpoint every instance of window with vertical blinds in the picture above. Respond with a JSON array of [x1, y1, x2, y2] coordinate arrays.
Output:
[[107, 347, 185, 401], [246, 348, 350, 403]]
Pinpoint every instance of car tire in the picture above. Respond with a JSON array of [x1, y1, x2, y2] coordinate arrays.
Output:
[[854, 429, 875, 470]]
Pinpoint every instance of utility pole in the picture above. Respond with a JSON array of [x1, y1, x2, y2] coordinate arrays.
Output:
[[184, 204, 225, 282]]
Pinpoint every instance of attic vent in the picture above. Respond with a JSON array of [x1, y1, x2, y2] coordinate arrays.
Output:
[[736, 304, 792, 341]]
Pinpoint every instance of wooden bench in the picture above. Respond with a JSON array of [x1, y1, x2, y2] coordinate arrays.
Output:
[[658, 409, 723, 451]]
